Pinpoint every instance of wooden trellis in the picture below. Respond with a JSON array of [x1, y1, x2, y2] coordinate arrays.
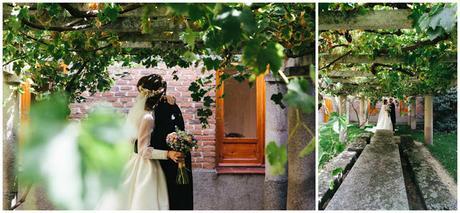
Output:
[[319, 8, 457, 144]]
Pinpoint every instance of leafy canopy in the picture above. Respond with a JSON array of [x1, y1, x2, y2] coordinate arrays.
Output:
[[318, 3, 457, 100], [3, 3, 315, 127]]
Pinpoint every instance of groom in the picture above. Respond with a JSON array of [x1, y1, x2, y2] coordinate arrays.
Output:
[[150, 75, 194, 210], [389, 98, 397, 132]]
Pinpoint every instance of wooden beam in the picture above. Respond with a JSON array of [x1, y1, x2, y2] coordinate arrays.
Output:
[[118, 32, 181, 42], [321, 53, 457, 64], [319, 9, 413, 31], [327, 70, 374, 78], [86, 16, 184, 33], [2, 3, 169, 19]]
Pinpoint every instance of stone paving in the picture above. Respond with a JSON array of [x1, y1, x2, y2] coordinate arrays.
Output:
[[326, 130, 410, 210]]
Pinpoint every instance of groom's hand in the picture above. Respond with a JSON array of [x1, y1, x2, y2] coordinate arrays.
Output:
[[165, 95, 176, 105]]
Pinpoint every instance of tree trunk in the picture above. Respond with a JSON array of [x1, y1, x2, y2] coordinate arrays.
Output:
[[287, 108, 315, 210], [286, 55, 315, 210]]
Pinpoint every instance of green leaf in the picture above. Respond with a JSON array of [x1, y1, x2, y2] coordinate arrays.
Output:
[[309, 64, 315, 81], [180, 28, 200, 50], [101, 4, 120, 22], [182, 51, 198, 62], [266, 141, 287, 175], [283, 77, 315, 113], [242, 40, 284, 75], [331, 167, 344, 176]]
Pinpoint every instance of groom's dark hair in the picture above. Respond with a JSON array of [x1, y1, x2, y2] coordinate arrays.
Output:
[[137, 74, 167, 111]]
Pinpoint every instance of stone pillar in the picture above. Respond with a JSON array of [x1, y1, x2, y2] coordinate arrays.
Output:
[[263, 73, 288, 210], [424, 95, 433, 145], [410, 97, 417, 130], [286, 55, 315, 210], [338, 95, 347, 142], [407, 100, 411, 126], [3, 70, 21, 210], [318, 104, 324, 125], [358, 97, 367, 128]]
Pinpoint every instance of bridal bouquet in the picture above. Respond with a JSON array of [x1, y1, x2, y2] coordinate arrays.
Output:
[[166, 127, 198, 184]]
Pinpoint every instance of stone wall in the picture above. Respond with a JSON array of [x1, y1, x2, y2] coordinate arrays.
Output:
[[193, 170, 264, 210], [69, 63, 216, 169]]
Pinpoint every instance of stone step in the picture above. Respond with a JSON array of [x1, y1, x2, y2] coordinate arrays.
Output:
[[325, 133, 409, 210], [401, 142, 457, 210], [318, 150, 358, 209]]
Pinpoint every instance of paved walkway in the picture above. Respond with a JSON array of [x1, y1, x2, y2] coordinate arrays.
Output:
[[326, 130, 409, 210]]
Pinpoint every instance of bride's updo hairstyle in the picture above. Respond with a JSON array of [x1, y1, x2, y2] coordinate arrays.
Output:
[[136, 74, 167, 111]]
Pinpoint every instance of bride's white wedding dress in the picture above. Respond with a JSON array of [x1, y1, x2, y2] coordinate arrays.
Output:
[[96, 112, 169, 210], [368, 104, 393, 133]]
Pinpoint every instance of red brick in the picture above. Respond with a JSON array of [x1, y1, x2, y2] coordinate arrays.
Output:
[[70, 65, 217, 170]]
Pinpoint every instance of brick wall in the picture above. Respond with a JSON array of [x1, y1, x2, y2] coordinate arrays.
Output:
[[69, 63, 216, 169]]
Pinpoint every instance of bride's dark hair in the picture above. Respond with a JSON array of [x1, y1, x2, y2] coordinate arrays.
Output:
[[383, 99, 388, 105], [136, 74, 167, 111]]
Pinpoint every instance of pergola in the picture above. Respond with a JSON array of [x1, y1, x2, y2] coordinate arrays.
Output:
[[2, 3, 187, 50], [3, 3, 316, 210], [319, 8, 457, 144]]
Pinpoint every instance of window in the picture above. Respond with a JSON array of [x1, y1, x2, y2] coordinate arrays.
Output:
[[216, 70, 265, 168]]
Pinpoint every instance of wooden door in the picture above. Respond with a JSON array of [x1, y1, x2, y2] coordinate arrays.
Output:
[[216, 70, 265, 167]]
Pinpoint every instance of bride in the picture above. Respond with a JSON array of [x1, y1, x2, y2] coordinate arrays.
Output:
[[96, 75, 183, 210], [368, 99, 393, 132]]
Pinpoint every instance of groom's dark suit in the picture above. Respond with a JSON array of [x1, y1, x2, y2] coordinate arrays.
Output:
[[151, 100, 194, 210], [389, 102, 396, 131]]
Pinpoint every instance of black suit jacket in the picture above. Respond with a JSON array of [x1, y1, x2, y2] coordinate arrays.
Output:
[[389, 102, 396, 122], [151, 100, 193, 210]]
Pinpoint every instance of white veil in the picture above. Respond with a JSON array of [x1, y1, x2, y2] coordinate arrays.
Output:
[[375, 103, 386, 129], [126, 94, 148, 142]]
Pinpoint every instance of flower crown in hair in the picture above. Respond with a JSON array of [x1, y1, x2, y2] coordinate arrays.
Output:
[[138, 86, 165, 98]]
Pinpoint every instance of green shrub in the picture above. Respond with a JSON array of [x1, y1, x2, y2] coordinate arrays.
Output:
[[434, 87, 457, 132]]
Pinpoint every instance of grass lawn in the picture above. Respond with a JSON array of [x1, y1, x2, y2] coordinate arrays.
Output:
[[397, 125, 457, 182], [319, 123, 368, 168], [347, 124, 369, 142]]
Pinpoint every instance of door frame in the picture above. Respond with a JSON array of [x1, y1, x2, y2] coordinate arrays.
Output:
[[215, 70, 265, 167]]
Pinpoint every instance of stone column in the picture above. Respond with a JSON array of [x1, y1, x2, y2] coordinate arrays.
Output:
[[358, 97, 367, 128], [410, 97, 417, 130], [338, 95, 348, 142], [285, 56, 315, 210], [3, 70, 21, 210], [263, 73, 288, 210], [424, 95, 433, 145]]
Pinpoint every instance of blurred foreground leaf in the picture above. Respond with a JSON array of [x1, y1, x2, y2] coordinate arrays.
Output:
[[283, 77, 315, 113], [20, 94, 130, 209], [266, 141, 287, 176]]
